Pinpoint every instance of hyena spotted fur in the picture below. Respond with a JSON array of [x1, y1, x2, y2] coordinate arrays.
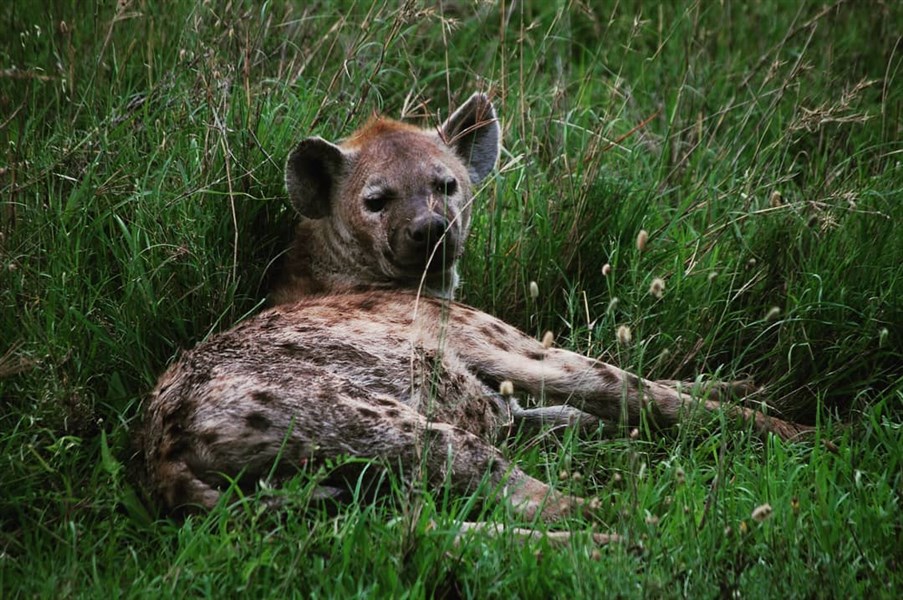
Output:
[[143, 93, 808, 541]]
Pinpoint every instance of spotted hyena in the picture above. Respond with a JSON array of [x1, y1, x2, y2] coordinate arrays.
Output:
[[143, 93, 807, 542]]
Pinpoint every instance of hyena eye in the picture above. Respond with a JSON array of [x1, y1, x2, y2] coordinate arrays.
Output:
[[435, 177, 458, 196], [363, 193, 389, 213]]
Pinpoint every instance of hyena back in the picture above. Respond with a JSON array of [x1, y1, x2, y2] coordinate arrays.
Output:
[[143, 93, 808, 539]]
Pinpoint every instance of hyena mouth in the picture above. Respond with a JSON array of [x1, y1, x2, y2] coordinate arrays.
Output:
[[390, 216, 459, 275], [391, 241, 458, 276]]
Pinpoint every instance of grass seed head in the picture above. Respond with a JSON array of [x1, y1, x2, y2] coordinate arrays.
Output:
[[607, 297, 619, 313], [636, 229, 649, 252], [649, 277, 665, 299], [541, 330, 554, 349], [765, 306, 782, 321], [708, 271, 718, 282], [770, 190, 783, 207], [601, 263, 611, 276], [499, 380, 514, 396], [529, 280, 539, 299], [751, 503, 773, 522], [616, 324, 632, 345]]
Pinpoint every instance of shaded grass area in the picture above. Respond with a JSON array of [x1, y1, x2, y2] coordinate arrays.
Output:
[[1, 0, 900, 596]]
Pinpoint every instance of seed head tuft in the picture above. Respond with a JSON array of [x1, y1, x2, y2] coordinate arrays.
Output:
[[529, 281, 539, 299], [601, 263, 612, 277], [751, 503, 773, 522], [616, 325, 632, 345], [649, 277, 665, 299], [499, 380, 514, 396], [769, 190, 783, 207], [636, 229, 649, 252], [541, 331, 554, 349], [765, 306, 781, 321]]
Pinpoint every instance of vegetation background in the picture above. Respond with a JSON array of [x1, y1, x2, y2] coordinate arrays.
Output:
[[1, 0, 900, 596]]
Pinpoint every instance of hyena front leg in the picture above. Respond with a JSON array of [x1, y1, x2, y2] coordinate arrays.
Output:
[[508, 401, 601, 434], [511, 351, 805, 439], [447, 310, 808, 440], [508, 378, 758, 435], [656, 378, 760, 401]]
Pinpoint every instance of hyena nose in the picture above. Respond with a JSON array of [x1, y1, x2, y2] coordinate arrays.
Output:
[[406, 215, 450, 250]]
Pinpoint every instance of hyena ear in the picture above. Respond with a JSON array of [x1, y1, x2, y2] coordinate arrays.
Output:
[[285, 137, 351, 219], [440, 92, 500, 184]]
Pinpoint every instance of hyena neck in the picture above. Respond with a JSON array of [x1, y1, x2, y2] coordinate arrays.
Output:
[[271, 220, 459, 303], [417, 269, 459, 300]]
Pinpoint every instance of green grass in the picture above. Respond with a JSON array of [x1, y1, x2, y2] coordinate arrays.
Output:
[[1, 0, 900, 597]]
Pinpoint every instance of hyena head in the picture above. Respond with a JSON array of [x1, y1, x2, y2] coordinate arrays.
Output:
[[272, 93, 500, 303]]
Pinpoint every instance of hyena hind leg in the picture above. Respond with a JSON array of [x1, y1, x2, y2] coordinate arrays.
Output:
[[452, 521, 619, 547], [152, 391, 592, 524]]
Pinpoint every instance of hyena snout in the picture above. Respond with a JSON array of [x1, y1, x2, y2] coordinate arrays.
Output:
[[393, 212, 458, 272]]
